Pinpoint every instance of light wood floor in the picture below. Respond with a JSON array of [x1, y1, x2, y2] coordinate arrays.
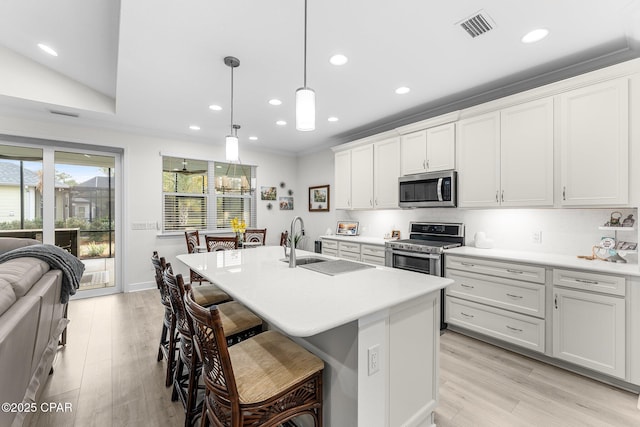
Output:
[[30, 289, 640, 427]]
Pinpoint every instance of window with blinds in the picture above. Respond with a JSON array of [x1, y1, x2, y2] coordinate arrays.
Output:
[[162, 156, 255, 232]]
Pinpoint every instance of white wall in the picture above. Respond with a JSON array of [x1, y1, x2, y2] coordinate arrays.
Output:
[[0, 114, 298, 291]]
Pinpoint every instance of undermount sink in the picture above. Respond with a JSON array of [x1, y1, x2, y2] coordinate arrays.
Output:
[[280, 256, 331, 265]]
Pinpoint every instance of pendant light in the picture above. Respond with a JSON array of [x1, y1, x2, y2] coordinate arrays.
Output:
[[296, 0, 315, 131], [224, 56, 240, 162]]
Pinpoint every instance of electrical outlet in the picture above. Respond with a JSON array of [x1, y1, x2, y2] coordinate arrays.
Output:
[[532, 231, 542, 244], [368, 344, 380, 376]]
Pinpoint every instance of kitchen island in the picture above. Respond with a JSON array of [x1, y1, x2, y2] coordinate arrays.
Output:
[[177, 246, 453, 427]]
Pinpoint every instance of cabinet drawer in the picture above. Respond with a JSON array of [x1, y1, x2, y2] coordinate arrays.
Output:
[[361, 254, 385, 266], [322, 248, 337, 257], [447, 297, 545, 353], [553, 269, 625, 297], [338, 241, 361, 254], [446, 255, 545, 284], [446, 270, 545, 318], [340, 251, 361, 262], [361, 244, 385, 258], [322, 239, 338, 250]]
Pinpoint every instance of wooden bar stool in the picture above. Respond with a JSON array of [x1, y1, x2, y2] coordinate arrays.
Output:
[[185, 230, 208, 283], [184, 290, 324, 427], [163, 265, 263, 427], [243, 228, 266, 245]]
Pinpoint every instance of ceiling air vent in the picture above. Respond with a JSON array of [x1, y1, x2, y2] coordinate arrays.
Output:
[[458, 11, 495, 38], [49, 110, 79, 118]]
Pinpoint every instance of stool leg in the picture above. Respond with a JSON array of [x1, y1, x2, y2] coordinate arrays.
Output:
[[184, 352, 199, 427], [166, 316, 178, 387], [158, 322, 168, 362]]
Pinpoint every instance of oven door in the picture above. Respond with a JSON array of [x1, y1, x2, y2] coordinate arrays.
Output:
[[386, 249, 442, 276]]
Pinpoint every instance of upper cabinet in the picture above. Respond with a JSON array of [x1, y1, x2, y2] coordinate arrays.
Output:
[[457, 98, 554, 208], [400, 123, 455, 175], [559, 78, 629, 206], [334, 135, 401, 210]]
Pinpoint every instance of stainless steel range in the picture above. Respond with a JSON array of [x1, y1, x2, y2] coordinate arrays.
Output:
[[385, 222, 465, 329]]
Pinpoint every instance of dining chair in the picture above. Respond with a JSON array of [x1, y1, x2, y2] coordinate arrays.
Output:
[[205, 235, 238, 251], [184, 289, 324, 427], [163, 265, 263, 427], [243, 228, 266, 245], [185, 230, 207, 283], [280, 230, 289, 247]]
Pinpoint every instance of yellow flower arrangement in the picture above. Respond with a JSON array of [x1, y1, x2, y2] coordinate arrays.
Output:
[[230, 217, 246, 234]]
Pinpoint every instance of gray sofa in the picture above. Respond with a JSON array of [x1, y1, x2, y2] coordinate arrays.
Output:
[[0, 238, 68, 427]]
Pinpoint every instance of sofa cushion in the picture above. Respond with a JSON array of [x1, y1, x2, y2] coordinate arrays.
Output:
[[0, 258, 50, 297], [0, 278, 16, 316], [0, 237, 40, 255]]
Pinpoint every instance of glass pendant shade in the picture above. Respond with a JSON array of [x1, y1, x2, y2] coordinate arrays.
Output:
[[296, 87, 316, 131], [225, 135, 239, 162]]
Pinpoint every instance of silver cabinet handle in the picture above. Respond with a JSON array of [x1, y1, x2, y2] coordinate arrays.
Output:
[[562, 186, 566, 201], [506, 325, 523, 333], [576, 278, 599, 285], [554, 294, 558, 309], [495, 190, 499, 203], [507, 269, 524, 274], [370, 199, 373, 206], [506, 293, 523, 299], [460, 312, 474, 318], [461, 262, 475, 267], [501, 190, 504, 202], [423, 159, 426, 169], [426, 159, 430, 170], [460, 283, 474, 289], [375, 198, 378, 205]]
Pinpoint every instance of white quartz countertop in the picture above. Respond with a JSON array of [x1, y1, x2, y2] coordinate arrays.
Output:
[[445, 246, 640, 277], [177, 246, 451, 337], [320, 235, 389, 246]]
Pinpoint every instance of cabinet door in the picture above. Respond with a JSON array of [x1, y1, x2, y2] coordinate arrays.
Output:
[[426, 123, 455, 172], [400, 130, 427, 175], [457, 112, 501, 207], [374, 137, 400, 208], [553, 287, 625, 378], [351, 145, 374, 209], [560, 78, 629, 206], [334, 150, 352, 209], [500, 98, 554, 206]]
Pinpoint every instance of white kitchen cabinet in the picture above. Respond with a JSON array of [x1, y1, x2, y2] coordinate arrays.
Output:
[[457, 112, 501, 207], [334, 150, 352, 209], [350, 145, 374, 209], [559, 78, 629, 206], [374, 137, 401, 208], [400, 123, 455, 176], [457, 98, 554, 208], [322, 238, 386, 265], [321, 239, 338, 257], [500, 97, 554, 206], [553, 286, 625, 378]]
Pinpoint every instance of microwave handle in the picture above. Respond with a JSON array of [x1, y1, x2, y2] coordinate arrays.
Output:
[[437, 178, 443, 202]]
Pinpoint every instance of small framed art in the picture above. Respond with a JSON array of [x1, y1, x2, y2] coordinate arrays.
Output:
[[336, 221, 359, 236], [309, 185, 330, 212]]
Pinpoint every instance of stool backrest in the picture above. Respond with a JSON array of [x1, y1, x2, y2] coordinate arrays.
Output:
[[151, 251, 170, 306], [244, 228, 266, 245], [184, 290, 240, 419], [185, 230, 200, 254], [205, 235, 238, 251], [163, 264, 195, 342]]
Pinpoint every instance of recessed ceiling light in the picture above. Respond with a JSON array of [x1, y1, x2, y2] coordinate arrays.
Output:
[[249, 136, 258, 141], [268, 99, 282, 106], [521, 28, 549, 44], [395, 86, 411, 95], [328, 117, 339, 122], [189, 125, 200, 130], [276, 120, 287, 126], [209, 104, 222, 111], [37, 43, 58, 56], [329, 54, 348, 66]]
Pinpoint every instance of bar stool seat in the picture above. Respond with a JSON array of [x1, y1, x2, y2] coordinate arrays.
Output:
[[192, 284, 230, 307], [230, 330, 324, 404], [218, 301, 263, 340]]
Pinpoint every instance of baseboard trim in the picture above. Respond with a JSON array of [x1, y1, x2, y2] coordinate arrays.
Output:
[[125, 281, 156, 293]]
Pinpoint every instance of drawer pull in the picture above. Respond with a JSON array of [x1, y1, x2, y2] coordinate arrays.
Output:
[[506, 293, 523, 299], [460, 262, 475, 267], [506, 325, 523, 333], [460, 312, 474, 319], [506, 269, 524, 274], [575, 278, 599, 285], [460, 283, 474, 289]]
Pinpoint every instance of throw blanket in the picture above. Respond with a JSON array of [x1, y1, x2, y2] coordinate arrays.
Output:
[[0, 244, 85, 303]]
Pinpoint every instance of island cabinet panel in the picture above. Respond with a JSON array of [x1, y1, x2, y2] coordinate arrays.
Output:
[[552, 286, 625, 379], [559, 77, 629, 206]]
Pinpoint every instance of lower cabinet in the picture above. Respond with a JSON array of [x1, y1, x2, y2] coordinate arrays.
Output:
[[321, 238, 385, 266], [322, 239, 338, 257], [553, 278, 626, 379]]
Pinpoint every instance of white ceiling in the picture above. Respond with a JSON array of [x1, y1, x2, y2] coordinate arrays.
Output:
[[0, 0, 639, 155]]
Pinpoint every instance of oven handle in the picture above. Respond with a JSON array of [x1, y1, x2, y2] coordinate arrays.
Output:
[[389, 249, 441, 260]]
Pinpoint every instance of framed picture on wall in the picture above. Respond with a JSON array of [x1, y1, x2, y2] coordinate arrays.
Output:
[[309, 185, 330, 212], [336, 221, 359, 236]]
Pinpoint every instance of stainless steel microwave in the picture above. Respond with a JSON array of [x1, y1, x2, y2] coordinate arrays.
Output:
[[398, 170, 457, 208]]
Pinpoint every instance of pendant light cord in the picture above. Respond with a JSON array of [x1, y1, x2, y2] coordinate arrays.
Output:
[[303, 0, 308, 88], [230, 64, 234, 134]]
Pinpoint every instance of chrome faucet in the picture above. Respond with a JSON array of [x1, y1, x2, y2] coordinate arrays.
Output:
[[288, 216, 305, 268]]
